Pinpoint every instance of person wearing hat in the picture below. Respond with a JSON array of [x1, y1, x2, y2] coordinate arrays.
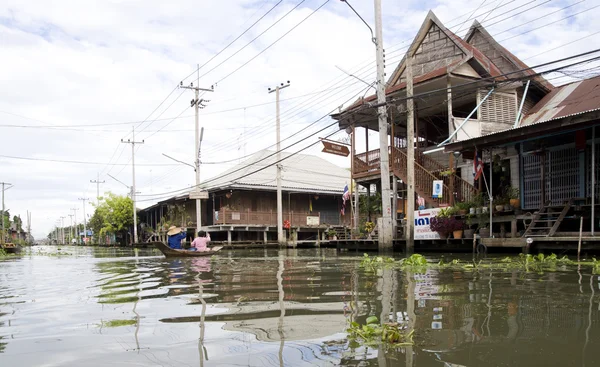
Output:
[[167, 226, 187, 249]]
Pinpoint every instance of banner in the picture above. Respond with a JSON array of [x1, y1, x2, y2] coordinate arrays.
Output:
[[414, 208, 441, 240], [432, 180, 443, 199]]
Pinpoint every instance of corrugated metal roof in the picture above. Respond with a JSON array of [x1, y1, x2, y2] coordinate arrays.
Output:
[[521, 76, 600, 126], [201, 150, 350, 194]]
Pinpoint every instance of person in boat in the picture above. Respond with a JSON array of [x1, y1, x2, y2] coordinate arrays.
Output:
[[190, 230, 211, 252], [167, 226, 187, 249]]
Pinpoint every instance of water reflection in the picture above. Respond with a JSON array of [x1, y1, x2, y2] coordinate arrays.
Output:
[[2, 248, 600, 366]]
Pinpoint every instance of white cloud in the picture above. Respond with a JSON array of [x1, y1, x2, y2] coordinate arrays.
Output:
[[0, 0, 598, 238]]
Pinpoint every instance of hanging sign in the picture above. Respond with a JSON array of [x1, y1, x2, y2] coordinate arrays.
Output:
[[189, 190, 209, 200], [321, 141, 350, 157], [432, 180, 443, 199]]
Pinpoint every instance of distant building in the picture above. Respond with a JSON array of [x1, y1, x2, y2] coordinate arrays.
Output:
[[142, 150, 353, 243]]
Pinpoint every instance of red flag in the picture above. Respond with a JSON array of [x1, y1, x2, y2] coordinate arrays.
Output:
[[473, 149, 484, 181]]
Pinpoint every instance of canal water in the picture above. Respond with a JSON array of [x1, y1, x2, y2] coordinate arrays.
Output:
[[1, 246, 599, 366]]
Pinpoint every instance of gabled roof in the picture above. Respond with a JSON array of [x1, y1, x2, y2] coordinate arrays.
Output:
[[335, 12, 504, 118], [464, 20, 553, 93], [387, 11, 502, 87], [201, 150, 350, 195]]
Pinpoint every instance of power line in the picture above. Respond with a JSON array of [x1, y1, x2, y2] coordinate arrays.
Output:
[[214, 0, 330, 85], [0, 154, 180, 166]]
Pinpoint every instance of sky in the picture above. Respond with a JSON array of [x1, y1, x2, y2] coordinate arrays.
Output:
[[1, 0, 599, 239]]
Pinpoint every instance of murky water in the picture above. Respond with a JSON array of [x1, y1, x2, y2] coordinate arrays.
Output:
[[1, 246, 600, 366]]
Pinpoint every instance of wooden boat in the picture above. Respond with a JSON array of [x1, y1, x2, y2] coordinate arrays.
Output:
[[1, 243, 21, 254], [153, 241, 223, 257]]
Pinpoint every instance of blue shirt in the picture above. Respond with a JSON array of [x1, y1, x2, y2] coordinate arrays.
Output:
[[168, 232, 187, 249]]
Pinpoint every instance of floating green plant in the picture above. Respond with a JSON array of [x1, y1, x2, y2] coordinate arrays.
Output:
[[347, 316, 414, 347], [359, 253, 599, 274], [99, 319, 137, 328]]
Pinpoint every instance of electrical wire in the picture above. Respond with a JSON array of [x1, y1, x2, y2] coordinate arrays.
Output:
[[213, 0, 330, 85]]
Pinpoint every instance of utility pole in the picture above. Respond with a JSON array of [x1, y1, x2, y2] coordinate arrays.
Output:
[[27, 210, 31, 244], [1, 182, 12, 245], [268, 81, 290, 246], [60, 216, 66, 244], [405, 54, 415, 251], [179, 66, 213, 235], [68, 214, 74, 243], [90, 173, 105, 207], [121, 127, 144, 244], [72, 208, 79, 244], [78, 198, 89, 244], [373, 0, 393, 249]]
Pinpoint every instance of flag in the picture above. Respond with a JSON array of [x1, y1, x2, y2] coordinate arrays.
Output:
[[341, 184, 350, 216], [342, 184, 350, 203], [473, 149, 484, 181]]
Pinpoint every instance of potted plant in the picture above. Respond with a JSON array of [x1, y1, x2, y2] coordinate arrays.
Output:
[[478, 213, 490, 238], [452, 219, 465, 239], [464, 214, 475, 239], [326, 229, 337, 240], [494, 196, 505, 212], [364, 221, 375, 239], [506, 187, 520, 209], [454, 201, 470, 216], [429, 209, 456, 239]]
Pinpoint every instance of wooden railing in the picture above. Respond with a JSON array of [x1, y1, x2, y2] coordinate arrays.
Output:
[[353, 145, 477, 205], [392, 148, 451, 205], [213, 210, 348, 226]]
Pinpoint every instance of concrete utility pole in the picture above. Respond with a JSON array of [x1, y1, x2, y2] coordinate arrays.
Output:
[[405, 54, 415, 251], [268, 81, 290, 246], [90, 173, 105, 207], [180, 66, 213, 235], [72, 208, 79, 243], [1, 182, 12, 245], [68, 214, 74, 242], [78, 198, 89, 243], [373, 0, 393, 249], [60, 216, 66, 244], [121, 127, 144, 244]]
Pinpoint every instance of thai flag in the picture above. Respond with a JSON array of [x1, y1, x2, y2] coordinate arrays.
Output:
[[342, 184, 350, 202], [473, 149, 484, 181]]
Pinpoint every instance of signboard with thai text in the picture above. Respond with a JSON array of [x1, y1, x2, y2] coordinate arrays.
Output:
[[414, 208, 441, 240], [321, 141, 350, 157], [306, 216, 320, 226], [189, 190, 209, 200]]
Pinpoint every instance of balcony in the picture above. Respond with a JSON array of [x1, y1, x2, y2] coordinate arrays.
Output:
[[213, 209, 349, 227]]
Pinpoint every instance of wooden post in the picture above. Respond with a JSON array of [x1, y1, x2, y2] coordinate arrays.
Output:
[[365, 127, 369, 167], [578, 216, 584, 261], [449, 154, 455, 206], [352, 124, 359, 232], [447, 75, 455, 206]]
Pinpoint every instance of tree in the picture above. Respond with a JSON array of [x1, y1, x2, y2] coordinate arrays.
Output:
[[90, 192, 134, 243]]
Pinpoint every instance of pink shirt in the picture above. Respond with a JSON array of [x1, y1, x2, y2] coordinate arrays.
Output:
[[191, 234, 211, 251]]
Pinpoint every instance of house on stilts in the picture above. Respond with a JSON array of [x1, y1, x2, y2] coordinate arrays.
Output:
[[331, 11, 600, 246]]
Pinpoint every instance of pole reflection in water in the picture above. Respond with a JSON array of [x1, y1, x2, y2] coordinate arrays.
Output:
[[196, 270, 207, 367], [277, 254, 285, 367], [405, 269, 415, 367], [133, 248, 140, 352]]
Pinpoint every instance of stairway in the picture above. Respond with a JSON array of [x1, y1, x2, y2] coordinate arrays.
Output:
[[522, 198, 583, 237], [392, 148, 477, 207]]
